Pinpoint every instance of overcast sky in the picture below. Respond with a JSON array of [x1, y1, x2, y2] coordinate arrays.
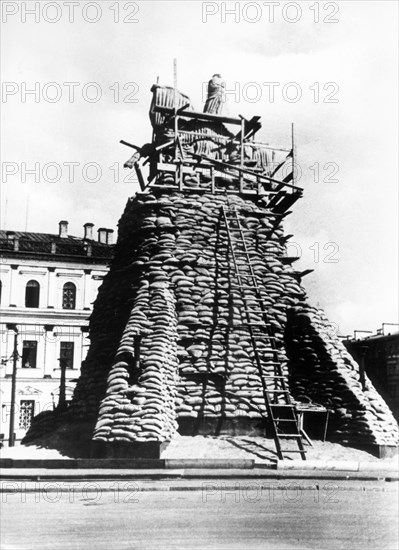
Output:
[[1, 1, 398, 335]]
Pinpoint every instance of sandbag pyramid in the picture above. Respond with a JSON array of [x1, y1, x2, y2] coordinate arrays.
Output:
[[25, 80, 398, 458]]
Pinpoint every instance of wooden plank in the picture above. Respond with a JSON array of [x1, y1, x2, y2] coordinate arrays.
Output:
[[154, 105, 242, 125], [194, 154, 303, 192], [283, 171, 294, 183], [157, 162, 177, 172], [134, 163, 146, 191]]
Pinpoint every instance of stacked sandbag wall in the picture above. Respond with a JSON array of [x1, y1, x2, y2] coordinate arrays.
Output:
[[69, 177, 307, 445], [285, 305, 399, 446], [24, 170, 398, 452]]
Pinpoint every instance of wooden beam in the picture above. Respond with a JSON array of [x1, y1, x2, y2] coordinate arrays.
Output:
[[154, 105, 242, 125], [120, 140, 140, 151], [134, 163, 146, 191], [194, 154, 303, 192]]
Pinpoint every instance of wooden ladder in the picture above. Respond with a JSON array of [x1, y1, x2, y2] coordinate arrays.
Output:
[[221, 205, 306, 461]]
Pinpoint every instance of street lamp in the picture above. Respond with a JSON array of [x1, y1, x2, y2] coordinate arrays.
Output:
[[6, 323, 18, 447], [57, 357, 67, 409]]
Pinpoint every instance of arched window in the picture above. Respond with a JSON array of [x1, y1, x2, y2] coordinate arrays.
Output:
[[62, 282, 76, 310], [25, 280, 40, 308]]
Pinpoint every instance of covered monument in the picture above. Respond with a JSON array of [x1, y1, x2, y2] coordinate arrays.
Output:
[[24, 77, 399, 459]]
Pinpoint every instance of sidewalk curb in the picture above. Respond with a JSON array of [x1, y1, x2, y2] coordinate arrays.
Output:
[[1, 468, 397, 483], [1, 457, 397, 473], [1, 481, 397, 493]]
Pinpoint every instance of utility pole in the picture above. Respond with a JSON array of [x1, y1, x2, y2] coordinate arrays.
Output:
[[58, 358, 67, 409], [7, 324, 18, 447]]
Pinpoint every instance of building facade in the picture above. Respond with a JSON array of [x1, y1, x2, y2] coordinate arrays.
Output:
[[0, 221, 113, 444], [344, 327, 399, 421]]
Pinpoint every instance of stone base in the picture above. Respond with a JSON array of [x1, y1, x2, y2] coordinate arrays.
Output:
[[178, 413, 332, 440], [178, 415, 267, 437], [348, 443, 399, 459], [90, 440, 170, 459]]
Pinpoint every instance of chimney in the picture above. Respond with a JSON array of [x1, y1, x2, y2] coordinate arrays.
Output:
[[106, 229, 114, 245], [97, 228, 107, 244], [85, 243, 92, 257], [83, 223, 94, 240], [59, 220, 68, 238], [6, 232, 19, 251]]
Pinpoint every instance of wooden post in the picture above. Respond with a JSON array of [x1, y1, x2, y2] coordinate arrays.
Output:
[[173, 58, 177, 109], [240, 118, 245, 193], [291, 122, 295, 191], [178, 163, 183, 191], [211, 166, 215, 194], [134, 162, 146, 191], [257, 175, 262, 195], [173, 58, 178, 162], [174, 114, 179, 162]]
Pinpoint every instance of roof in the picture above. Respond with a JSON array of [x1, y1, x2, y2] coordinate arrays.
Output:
[[0, 230, 114, 263], [345, 331, 399, 346]]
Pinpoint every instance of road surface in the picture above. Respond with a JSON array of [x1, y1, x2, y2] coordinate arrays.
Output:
[[1, 480, 398, 549]]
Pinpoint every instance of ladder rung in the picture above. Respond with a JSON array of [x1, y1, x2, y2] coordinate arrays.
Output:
[[237, 322, 266, 326], [232, 287, 264, 291], [246, 298, 273, 302], [240, 323, 272, 327], [242, 308, 269, 314], [280, 450, 306, 454], [273, 403, 295, 409], [223, 207, 307, 461]]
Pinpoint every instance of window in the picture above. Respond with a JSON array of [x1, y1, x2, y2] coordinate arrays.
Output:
[[19, 400, 35, 430], [60, 341, 74, 369], [62, 282, 76, 310], [25, 280, 40, 308], [22, 341, 38, 368]]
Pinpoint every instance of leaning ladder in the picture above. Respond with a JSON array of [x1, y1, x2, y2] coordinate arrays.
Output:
[[221, 205, 306, 460]]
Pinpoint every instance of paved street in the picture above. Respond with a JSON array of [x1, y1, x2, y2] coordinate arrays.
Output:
[[1, 480, 398, 550]]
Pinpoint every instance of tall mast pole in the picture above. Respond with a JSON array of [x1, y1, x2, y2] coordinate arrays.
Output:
[[173, 58, 178, 162], [173, 58, 177, 109], [291, 122, 296, 189]]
